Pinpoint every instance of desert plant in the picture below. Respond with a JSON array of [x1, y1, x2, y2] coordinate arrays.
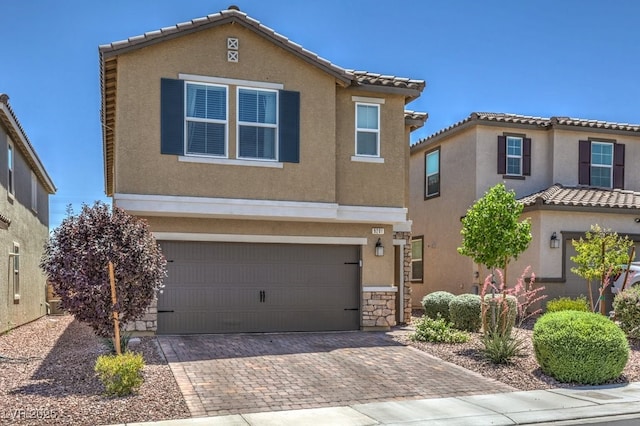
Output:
[[422, 291, 455, 322], [483, 293, 518, 337], [481, 332, 527, 364], [449, 294, 482, 332], [533, 310, 629, 385], [546, 296, 589, 313], [40, 202, 167, 338], [95, 351, 145, 396], [411, 314, 470, 344], [613, 286, 640, 339], [103, 333, 133, 355]]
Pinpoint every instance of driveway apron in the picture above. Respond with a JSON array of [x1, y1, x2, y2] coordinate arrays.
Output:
[[158, 331, 515, 417]]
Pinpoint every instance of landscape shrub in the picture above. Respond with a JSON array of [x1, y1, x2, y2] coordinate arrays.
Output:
[[613, 286, 640, 339], [102, 333, 132, 355], [546, 296, 589, 313], [482, 294, 517, 336], [533, 311, 629, 385], [481, 332, 527, 364], [95, 351, 145, 396], [411, 314, 470, 344], [422, 291, 455, 321], [449, 294, 482, 332]]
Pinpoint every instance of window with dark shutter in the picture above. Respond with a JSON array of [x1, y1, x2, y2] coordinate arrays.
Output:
[[578, 140, 591, 185], [523, 137, 531, 176], [278, 90, 300, 163], [579, 140, 624, 188], [497, 135, 506, 175], [613, 143, 625, 189]]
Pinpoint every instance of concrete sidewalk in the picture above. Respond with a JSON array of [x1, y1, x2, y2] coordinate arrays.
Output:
[[112, 382, 640, 425]]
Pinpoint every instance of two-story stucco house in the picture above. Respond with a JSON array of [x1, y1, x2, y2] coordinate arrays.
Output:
[[409, 112, 640, 307], [0, 94, 56, 333], [99, 7, 426, 334]]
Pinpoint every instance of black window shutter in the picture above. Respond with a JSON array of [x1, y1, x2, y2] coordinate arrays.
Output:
[[523, 137, 531, 176], [578, 140, 591, 185], [497, 135, 506, 175], [613, 143, 625, 189], [160, 78, 185, 155], [278, 90, 300, 163]]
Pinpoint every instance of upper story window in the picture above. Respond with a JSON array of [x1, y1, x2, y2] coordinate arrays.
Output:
[[185, 83, 227, 157], [237, 88, 278, 160], [425, 147, 440, 199], [31, 171, 38, 212], [11, 242, 19, 302], [355, 103, 380, 156], [161, 76, 300, 165], [497, 134, 531, 178], [411, 237, 423, 282], [579, 139, 624, 188], [7, 141, 14, 198]]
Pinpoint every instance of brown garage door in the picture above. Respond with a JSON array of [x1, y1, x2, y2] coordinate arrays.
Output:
[[157, 241, 360, 334]]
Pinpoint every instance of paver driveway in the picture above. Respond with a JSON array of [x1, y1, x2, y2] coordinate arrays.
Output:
[[158, 330, 515, 417]]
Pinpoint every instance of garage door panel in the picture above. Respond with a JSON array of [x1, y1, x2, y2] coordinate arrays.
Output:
[[157, 242, 360, 334]]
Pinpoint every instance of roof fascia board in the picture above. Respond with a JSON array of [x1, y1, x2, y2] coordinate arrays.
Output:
[[350, 84, 421, 102], [551, 123, 640, 138], [522, 203, 640, 215]]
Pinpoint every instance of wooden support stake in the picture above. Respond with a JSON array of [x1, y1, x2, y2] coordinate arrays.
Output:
[[108, 261, 121, 355]]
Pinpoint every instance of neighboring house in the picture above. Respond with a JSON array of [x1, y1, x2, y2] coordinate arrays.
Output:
[[99, 6, 426, 334], [0, 94, 56, 333], [409, 112, 640, 307]]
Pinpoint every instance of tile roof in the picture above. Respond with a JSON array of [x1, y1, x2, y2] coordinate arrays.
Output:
[[0, 94, 56, 194], [99, 7, 425, 98], [520, 184, 640, 210], [411, 112, 640, 150]]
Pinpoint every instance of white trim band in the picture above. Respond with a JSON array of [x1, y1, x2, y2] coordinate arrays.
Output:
[[179, 73, 284, 90], [179, 156, 284, 168], [363, 286, 398, 292], [351, 96, 385, 104], [114, 193, 407, 224], [351, 156, 385, 164], [153, 232, 368, 245]]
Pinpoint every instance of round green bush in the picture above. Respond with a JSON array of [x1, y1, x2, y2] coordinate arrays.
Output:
[[613, 286, 640, 339], [482, 294, 517, 336], [533, 311, 629, 385], [449, 294, 482, 332], [546, 296, 589, 313], [422, 291, 455, 321]]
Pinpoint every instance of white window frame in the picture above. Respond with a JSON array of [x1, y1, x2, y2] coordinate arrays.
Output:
[[354, 102, 381, 158], [236, 86, 279, 162], [590, 141, 614, 188], [11, 242, 19, 302], [31, 171, 38, 212], [7, 140, 14, 199], [425, 148, 440, 198], [184, 81, 229, 158], [506, 136, 523, 176]]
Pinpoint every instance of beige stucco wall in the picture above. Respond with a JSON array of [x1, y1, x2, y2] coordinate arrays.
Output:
[[0, 175, 49, 333], [144, 216, 396, 286]]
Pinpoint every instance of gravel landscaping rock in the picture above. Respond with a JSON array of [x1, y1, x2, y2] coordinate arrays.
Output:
[[0, 315, 189, 425], [390, 312, 640, 391]]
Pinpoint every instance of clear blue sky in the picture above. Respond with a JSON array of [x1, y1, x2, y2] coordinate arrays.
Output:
[[2, 0, 639, 230]]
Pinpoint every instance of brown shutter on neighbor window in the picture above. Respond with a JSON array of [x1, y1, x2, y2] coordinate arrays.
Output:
[[523, 137, 531, 176], [497, 135, 506, 175], [613, 143, 625, 189], [578, 140, 591, 185]]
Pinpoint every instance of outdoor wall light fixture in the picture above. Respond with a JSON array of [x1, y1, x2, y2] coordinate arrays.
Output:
[[375, 238, 384, 256], [550, 232, 560, 249], [635, 218, 640, 223]]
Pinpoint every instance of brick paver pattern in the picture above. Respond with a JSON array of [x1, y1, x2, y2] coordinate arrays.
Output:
[[158, 331, 515, 417]]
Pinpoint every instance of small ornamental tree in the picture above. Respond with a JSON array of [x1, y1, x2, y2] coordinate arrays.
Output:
[[458, 183, 532, 285], [40, 202, 167, 338], [570, 224, 633, 312]]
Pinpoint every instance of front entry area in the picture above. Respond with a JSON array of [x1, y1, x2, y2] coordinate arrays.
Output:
[[157, 241, 361, 334]]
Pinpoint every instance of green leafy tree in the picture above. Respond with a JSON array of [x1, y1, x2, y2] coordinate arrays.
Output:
[[458, 183, 532, 284], [40, 201, 167, 337], [570, 224, 633, 311]]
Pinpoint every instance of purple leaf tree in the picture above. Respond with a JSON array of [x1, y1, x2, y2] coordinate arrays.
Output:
[[40, 202, 167, 337]]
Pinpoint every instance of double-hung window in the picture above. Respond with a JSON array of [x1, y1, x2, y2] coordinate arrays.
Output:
[[411, 237, 424, 281], [506, 136, 523, 175], [425, 148, 440, 198], [11, 242, 19, 302], [579, 139, 624, 189], [31, 171, 38, 212], [590, 142, 613, 187], [237, 88, 278, 160], [355, 103, 380, 156], [185, 83, 227, 157]]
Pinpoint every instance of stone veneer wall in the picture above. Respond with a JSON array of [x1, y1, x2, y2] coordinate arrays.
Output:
[[394, 230, 413, 324], [362, 291, 396, 328], [124, 298, 158, 333]]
